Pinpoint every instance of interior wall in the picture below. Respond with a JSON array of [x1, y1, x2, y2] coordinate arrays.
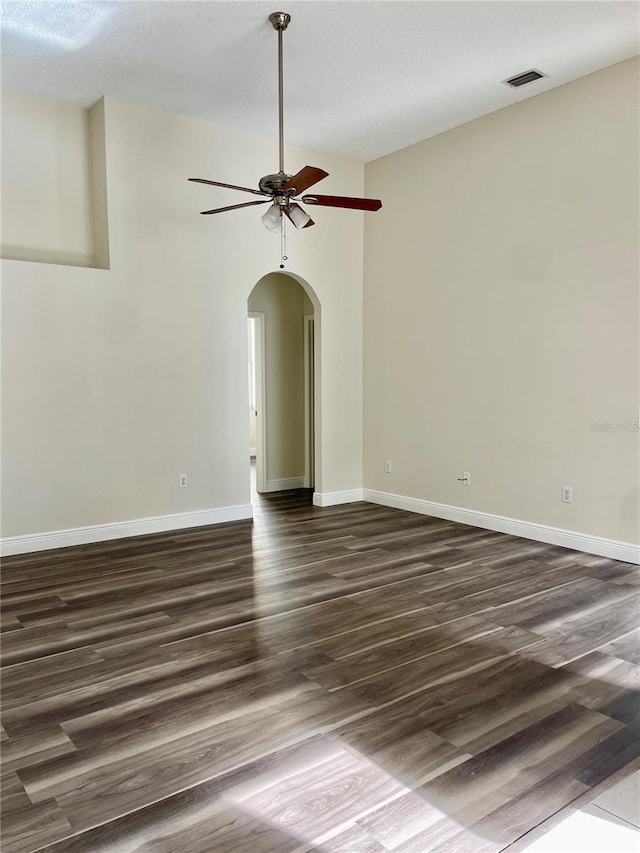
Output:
[[88, 98, 111, 270], [1, 93, 364, 539], [363, 57, 639, 545], [1, 91, 98, 267], [248, 273, 312, 487]]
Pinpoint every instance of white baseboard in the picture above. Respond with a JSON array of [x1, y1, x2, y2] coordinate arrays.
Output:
[[7, 488, 636, 564], [362, 489, 640, 565], [313, 489, 364, 507], [264, 477, 306, 493], [0, 504, 254, 556]]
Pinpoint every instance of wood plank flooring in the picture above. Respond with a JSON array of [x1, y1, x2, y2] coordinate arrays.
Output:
[[1, 490, 639, 852]]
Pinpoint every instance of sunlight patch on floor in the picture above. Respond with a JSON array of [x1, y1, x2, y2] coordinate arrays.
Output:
[[222, 740, 442, 849]]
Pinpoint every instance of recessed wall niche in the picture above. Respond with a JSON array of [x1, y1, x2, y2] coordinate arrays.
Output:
[[1, 91, 110, 269]]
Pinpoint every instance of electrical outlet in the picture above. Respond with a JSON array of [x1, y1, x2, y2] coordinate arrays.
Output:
[[179, 474, 188, 488], [561, 485, 572, 503], [384, 460, 392, 474]]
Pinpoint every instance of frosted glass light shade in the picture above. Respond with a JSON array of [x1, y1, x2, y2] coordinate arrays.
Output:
[[261, 203, 281, 231], [288, 204, 311, 229]]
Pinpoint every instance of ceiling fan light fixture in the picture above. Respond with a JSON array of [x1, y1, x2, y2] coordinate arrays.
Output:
[[261, 203, 282, 231], [288, 204, 311, 229]]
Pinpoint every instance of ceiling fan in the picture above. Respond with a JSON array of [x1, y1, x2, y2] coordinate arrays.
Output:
[[189, 11, 382, 231]]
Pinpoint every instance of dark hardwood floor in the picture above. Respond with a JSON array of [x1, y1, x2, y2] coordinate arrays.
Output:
[[1, 487, 639, 852]]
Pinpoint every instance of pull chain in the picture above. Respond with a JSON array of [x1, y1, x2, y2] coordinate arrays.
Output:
[[280, 214, 288, 268]]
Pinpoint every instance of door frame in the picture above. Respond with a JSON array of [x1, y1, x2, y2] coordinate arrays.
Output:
[[303, 313, 315, 489], [248, 312, 267, 493]]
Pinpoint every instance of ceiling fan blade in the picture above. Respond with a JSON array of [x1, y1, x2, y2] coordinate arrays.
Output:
[[189, 178, 267, 197], [200, 199, 271, 215], [281, 166, 329, 194], [301, 194, 382, 212], [283, 203, 315, 229]]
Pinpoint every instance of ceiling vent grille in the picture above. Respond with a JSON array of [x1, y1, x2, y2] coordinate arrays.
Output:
[[504, 69, 546, 88]]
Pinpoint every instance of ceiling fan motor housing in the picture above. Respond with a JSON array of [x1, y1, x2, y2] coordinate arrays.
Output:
[[258, 172, 293, 196]]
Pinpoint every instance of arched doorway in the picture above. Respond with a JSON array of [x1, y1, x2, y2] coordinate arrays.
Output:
[[247, 271, 320, 497]]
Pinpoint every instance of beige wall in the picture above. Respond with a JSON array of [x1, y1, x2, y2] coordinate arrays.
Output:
[[1, 91, 97, 267], [364, 58, 639, 544], [248, 273, 310, 485], [3, 58, 637, 548], [1, 94, 364, 538]]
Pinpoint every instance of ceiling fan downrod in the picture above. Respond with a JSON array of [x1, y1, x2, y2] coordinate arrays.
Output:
[[269, 12, 290, 176]]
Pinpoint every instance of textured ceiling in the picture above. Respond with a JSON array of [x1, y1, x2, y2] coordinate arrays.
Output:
[[1, 1, 638, 162]]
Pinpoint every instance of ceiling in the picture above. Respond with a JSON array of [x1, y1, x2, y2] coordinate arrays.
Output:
[[1, 1, 638, 162]]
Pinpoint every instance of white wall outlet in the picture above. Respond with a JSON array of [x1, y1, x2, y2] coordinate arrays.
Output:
[[561, 485, 572, 503], [179, 474, 188, 488], [384, 460, 392, 473], [458, 472, 471, 486]]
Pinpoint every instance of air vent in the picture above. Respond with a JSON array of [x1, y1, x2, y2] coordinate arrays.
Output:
[[504, 69, 546, 88]]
